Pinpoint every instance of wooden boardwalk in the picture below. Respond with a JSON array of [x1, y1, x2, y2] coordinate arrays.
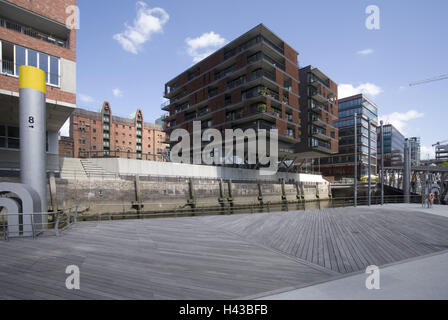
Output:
[[1, 206, 448, 299]]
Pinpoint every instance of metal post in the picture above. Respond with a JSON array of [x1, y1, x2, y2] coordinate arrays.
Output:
[[354, 113, 358, 207], [19, 66, 47, 224], [55, 211, 60, 237], [404, 139, 411, 203], [380, 121, 384, 205], [2, 213, 7, 241], [67, 208, 71, 226], [74, 206, 78, 223], [368, 120, 372, 207]]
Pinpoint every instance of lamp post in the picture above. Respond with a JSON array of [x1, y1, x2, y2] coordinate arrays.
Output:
[[380, 121, 384, 205], [368, 120, 372, 206], [354, 113, 358, 207]]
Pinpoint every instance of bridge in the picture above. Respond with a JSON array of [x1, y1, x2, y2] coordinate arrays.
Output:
[[383, 166, 448, 204]]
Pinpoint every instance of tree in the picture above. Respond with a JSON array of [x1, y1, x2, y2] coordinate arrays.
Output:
[[440, 161, 448, 167]]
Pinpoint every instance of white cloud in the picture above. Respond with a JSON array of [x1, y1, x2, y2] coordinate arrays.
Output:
[[380, 110, 425, 133], [338, 83, 383, 99], [357, 48, 374, 55], [185, 31, 227, 63], [78, 93, 95, 103], [113, 2, 169, 54], [421, 145, 436, 160], [113, 88, 123, 98], [59, 118, 70, 137]]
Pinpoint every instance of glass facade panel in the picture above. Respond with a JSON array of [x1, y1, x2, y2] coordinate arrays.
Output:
[[28, 49, 38, 67], [50, 55, 59, 86], [15, 45, 26, 74], [39, 53, 49, 83]]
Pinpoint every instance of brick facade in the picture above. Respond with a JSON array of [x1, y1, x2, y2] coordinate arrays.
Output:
[[297, 65, 339, 158], [163, 24, 303, 161], [59, 136, 74, 158], [70, 103, 166, 161], [0, 0, 77, 104]]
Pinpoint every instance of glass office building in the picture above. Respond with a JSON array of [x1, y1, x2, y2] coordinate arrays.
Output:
[[377, 124, 405, 168], [318, 94, 378, 179]]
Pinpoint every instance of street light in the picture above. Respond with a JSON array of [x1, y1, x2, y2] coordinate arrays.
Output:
[[380, 121, 384, 205], [354, 113, 358, 207]]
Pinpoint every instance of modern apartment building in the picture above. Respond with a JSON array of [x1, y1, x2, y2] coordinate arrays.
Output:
[[409, 137, 421, 166], [297, 65, 338, 159], [435, 143, 448, 161], [0, 0, 76, 172], [69, 103, 166, 161], [162, 24, 304, 164], [377, 124, 405, 168], [318, 94, 378, 179]]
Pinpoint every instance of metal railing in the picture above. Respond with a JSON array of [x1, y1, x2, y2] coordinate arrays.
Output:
[[0, 16, 69, 48], [78, 150, 165, 162], [0, 206, 79, 241]]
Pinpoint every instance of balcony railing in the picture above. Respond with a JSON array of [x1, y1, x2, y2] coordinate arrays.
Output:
[[309, 75, 330, 88], [79, 150, 165, 162], [0, 17, 69, 48]]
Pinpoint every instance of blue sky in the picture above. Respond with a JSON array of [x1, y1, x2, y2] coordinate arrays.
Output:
[[72, 0, 448, 159]]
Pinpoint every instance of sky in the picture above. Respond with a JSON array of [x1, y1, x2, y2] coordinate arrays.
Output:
[[65, 0, 448, 159]]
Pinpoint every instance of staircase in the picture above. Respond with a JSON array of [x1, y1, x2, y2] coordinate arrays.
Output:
[[60, 158, 88, 180], [80, 159, 117, 180]]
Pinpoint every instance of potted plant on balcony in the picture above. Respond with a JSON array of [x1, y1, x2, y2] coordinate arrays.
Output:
[[257, 103, 267, 113], [258, 87, 270, 97]]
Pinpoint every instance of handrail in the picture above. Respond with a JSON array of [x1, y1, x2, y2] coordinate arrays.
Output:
[[0, 206, 79, 240]]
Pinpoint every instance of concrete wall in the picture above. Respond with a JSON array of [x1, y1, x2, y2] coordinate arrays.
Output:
[[60, 59, 76, 94], [54, 176, 330, 215], [88, 158, 327, 184], [0, 149, 59, 171]]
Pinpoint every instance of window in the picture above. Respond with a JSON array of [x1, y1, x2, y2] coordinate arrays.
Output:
[[0, 125, 5, 148], [1, 42, 14, 75], [15, 45, 26, 70], [39, 52, 49, 83], [0, 41, 60, 86], [208, 87, 218, 98], [225, 95, 231, 106], [28, 49, 38, 67], [4, 126, 20, 149]]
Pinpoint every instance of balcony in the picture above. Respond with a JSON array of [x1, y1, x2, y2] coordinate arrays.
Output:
[[311, 91, 328, 104], [311, 138, 334, 153], [0, 14, 69, 48], [312, 117, 327, 129], [309, 101, 328, 113], [312, 129, 332, 142], [161, 100, 172, 110]]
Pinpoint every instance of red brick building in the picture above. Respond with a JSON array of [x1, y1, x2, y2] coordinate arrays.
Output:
[[0, 0, 77, 171], [162, 24, 338, 165], [163, 24, 301, 163], [59, 136, 74, 158], [297, 66, 339, 158], [69, 103, 166, 161]]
